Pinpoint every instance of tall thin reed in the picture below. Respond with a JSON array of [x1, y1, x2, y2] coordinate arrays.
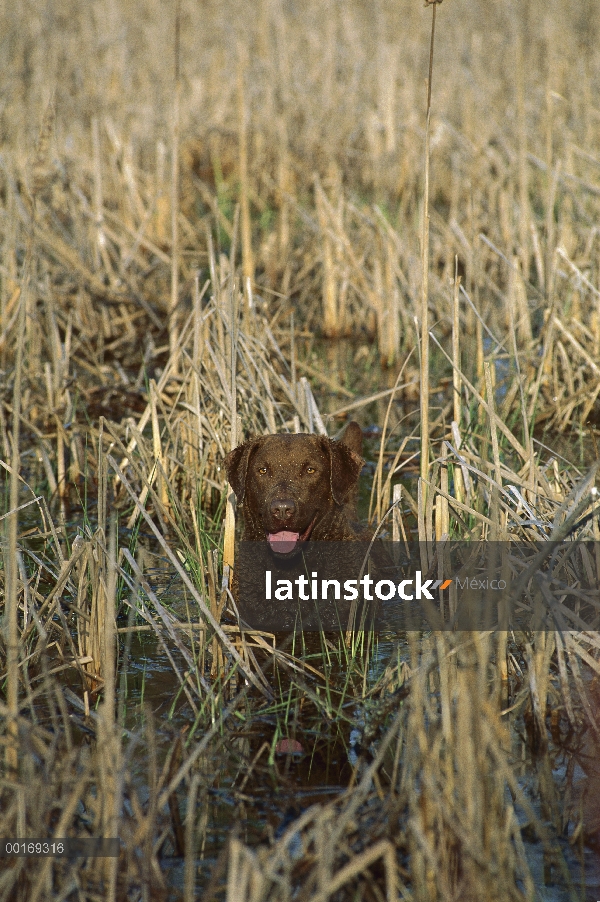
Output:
[[5, 283, 26, 776], [100, 517, 120, 899], [4, 94, 50, 770], [419, 1, 441, 496], [169, 0, 181, 358], [238, 51, 254, 291], [223, 280, 238, 572], [451, 261, 464, 507]]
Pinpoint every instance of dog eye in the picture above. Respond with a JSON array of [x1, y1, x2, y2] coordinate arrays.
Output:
[[306, 466, 316, 474], [257, 467, 268, 475]]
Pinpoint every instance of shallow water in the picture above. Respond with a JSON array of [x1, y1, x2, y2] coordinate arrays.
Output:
[[112, 570, 600, 900]]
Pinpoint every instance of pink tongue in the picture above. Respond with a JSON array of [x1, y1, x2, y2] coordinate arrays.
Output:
[[268, 530, 300, 553]]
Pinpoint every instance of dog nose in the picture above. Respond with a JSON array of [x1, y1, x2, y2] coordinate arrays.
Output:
[[270, 498, 297, 523]]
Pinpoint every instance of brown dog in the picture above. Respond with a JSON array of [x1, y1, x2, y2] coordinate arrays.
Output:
[[224, 422, 364, 557]]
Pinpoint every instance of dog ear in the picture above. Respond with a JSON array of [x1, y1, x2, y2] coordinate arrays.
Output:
[[340, 421, 363, 457], [325, 436, 364, 505], [224, 439, 260, 503]]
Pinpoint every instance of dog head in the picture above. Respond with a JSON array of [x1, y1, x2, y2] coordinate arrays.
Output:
[[224, 423, 364, 556]]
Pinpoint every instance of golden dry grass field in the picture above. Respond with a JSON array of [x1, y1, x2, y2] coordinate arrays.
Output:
[[1, 1, 600, 900]]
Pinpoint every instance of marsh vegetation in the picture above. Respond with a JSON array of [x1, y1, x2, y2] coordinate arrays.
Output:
[[1, 0, 600, 899]]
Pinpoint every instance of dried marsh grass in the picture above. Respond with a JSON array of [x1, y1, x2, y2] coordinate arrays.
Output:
[[1, 0, 600, 899]]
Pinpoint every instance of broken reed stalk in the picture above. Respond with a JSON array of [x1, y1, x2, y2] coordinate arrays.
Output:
[[100, 517, 120, 899], [315, 177, 338, 337], [98, 417, 107, 538], [419, 1, 440, 497], [451, 263, 461, 428], [169, 0, 181, 359], [184, 775, 201, 902], [150, 380, 169, 512], [451, 261, 464, 507], [437, 440, 449, 540], [91, 116, 106, 272], [484, 360, 501, 540], [507, 265, 532, 457]]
